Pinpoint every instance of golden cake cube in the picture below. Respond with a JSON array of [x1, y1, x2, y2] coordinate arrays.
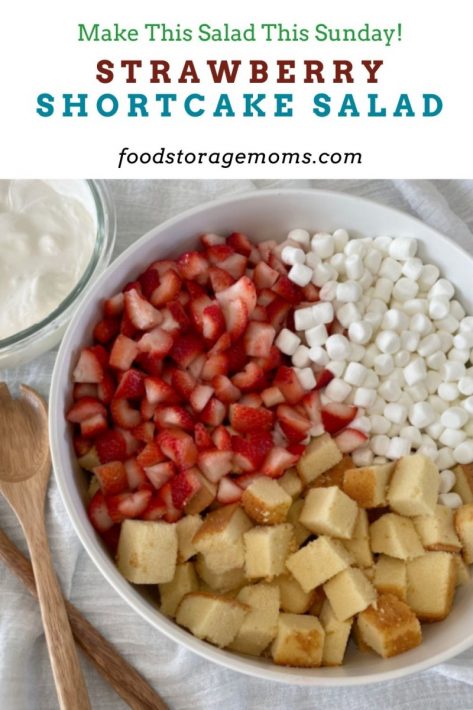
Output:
[[356, 593, 422, 658], [370, 513, 424, 560], [453, 553, 470, 586], [453, 464, 473, 504], [241, 478, 292, 525], [278, 467, 303, 499], [342, 509, 373, 568], [413, 505, 462, 553], [297, 434, 342, 485], [271, 613, 325, 667], [299, 486, 358, 539], [455, 504, 473, 564], [387, 454, 439, 516], [323, 567, 377, 622], [176, 515, 203, 562], [244, 524, 296, 581], [176, 592, 248, 647], [343, 463, 395, 508], [309, 455, 354, 490], [276, 573, 318, 614], [286, 536, 353, 593], [373, 555, 407, 601], [406, 551, 456, 621], [159, 562, 199, 617], [320, 599, 353, 666], [228, 583, 280, 656], [116, 519, 177, 584], [192, 503, 252, 573], [194, 554, 246, 594], [286, 499, 311, 547]]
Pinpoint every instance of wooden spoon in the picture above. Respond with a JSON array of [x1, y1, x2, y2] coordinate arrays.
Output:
[[0, 383, 90, 710]]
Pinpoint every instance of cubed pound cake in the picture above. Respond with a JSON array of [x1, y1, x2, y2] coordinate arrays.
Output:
[[297, 433, 342, 485], [116, 520, 177, 584], [387, 454, 439, 516], [342, 509, 373, 568], [356, 593, 422, 658], [176, 515, 203, 562], [455, 504, 473, 564], [413, 505, 461, 553], [453, 553, 470, 586], [276, 573, 318, 614], [241, 478, 292, 525], [309, 455, 354, 490], [244, 523, 296, 581], [373, 555, 407, 601], [192, 504, 252, 573], [278, 468, 303, 499], [299, 486, 358, 539], [286, 499, 311, 547], [370, 513, 424, 560], [406, 552, 456, 622], [176, 592, 248, 647], [195, 555, 246, 593], [159, 562, 199, 617], [228, 583, 280, 656], [320, 600, 353, 666], [271, 613, 325, 667], [323, 567, 377, 622], [185, 473, 217, 515], [343, 463, 394, 508], [286, 536, 353, 593], [453, 464, 473, 504]]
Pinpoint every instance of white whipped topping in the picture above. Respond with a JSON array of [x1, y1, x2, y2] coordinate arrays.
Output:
[[0, 180, 96, 340]]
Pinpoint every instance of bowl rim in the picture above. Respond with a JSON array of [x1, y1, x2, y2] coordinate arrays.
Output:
[[50, 187, 473, 686]]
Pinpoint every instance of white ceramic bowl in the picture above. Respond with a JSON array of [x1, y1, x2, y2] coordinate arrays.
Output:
[[50, 189, 473, 686]]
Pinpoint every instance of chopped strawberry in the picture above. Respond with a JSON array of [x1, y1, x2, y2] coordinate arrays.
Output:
[[137, 268, 160, 300], [100, 525, 121, 553], [229, 403, 274, 433], [216, 276, 257, 318], [170, 333, 204, 368], [266, 298, 292, 330], [156, 429, 198, 469], [235, 472, 265, 490], [226, 339, 247, 373], [217, 477, 243, 504], [136, 441, 165, 468], [73, 383, 98, 400], [201, 353, 229, 381], [334, 428, 368, 453], [268, 253, 287, 275], [232, 362, 265, 392], [232, 431, 273, 472], [302, 390, 322, 426], [144, 461, 176, 489], [114, 369, 145, 399], [167, 300, 190, 331], [144, 376, 178, 405], [226, 232, 253, 257], [302, 284, 320, 302], [150, 269, 182, 306], [254, 345, 283, 373], [212, 425, 232, 451], [189, 294, 213, 333], [261, 386, 285, 407], [244, 322, 276, 358], [321, 402, 358, 434], [137, 327, 174, 357], [171, 368, 196, 399], [194, 422, 213, 450], [88, 490, 114, 532], [176, 251, 209, 281], [109, 335, 139, 371], [93, 318, 120, 344], [106, 488, 153, 523], [188, 353, 206, 380], [170, 469, 202, 509], [110, 398, 141, 429], [208, 266, 235, 293], [315, 368, 335, 390], [201, 304, 225, 341], [73, 435, 92, 457], [93, 461, 128, 496], [276, 404, 311, 443], [103, 292, 124, 318], [200, 232, 226, 248], [211, 375, 241, 403], [154, 405, 195, 433], [189, 384, 214, 413], [238, 393, 263, 408], [95, 429, 127, 463], [258, 240, 278, 261], [206, 244, 235, 264], [159, 308, 181, 337], [260, 447, 298, 478], [67, 397, 107, 423], [81, 413, 108, 438], [149, 259, 179, 277], [141, 494, 167, 521], [199, 398, 227, 426], [248, 247, 261, 265], [123, 280, 142, 294], [198, 449, 233, 483], [134, 352, 163, 377], [257, 288, 277, 307], [274, 366, 305, 405], [124, 458, 148, 490], [131, 421, 155, 443], [139, 397, 156, 421], [97, 373, 116, 404], [286, 443, 305, 457], [124, 288, 162, 330], [72, 347, 104, 383], [217, 253, 248, 279], [253, 261, 279, 289], [249, 305, 268, 323], [116, 428, 140, 456]]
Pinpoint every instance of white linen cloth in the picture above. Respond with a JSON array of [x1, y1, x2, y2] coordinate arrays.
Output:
[[1, 179, 473, 710]]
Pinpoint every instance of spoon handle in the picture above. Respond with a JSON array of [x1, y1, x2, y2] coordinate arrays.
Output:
[[23, 516, 91, 710]]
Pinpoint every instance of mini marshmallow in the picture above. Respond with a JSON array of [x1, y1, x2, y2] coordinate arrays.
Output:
[[426, 370, 442, 394], [288, 262, 313, 287], [429, 278, 455, 300], [337, 303, 362, 328], [376, 330, 401, 355], [382, 309, 409, 332], [371, 397, 388, 415], [350, 344, 366, 363], [448, 348, 470, 364], [429, 394, 450, 414], [371, 415, 391, 435], [345, 254, 364, 280], [400, 426, 424, 448], [437, 382, 460, 402], [354, 387, 377, 408], [308, 346, 329, 367], [436, 315, 459, 334], [459, 376, 473, 396], [373, 236, 392, 253], [402, 258, 423, 280], [348, 321, 373, 345], [403, 299, 428, 316], [371, 435, 390, 457], [392, 278, 419, 302], [325, 334, 351, 361], [450, 300, 466, 321], [438, 492, 463, 509], [401, 331, 420, 352], [332, 228, 349, 251], [311, 232, 335, 259], [441, 407, 469, 430], [427, 351, 447, 370], [388, 423, 402, 437], [363, 371, 379, 389], [350, 416, 371, 433], [440, 361, 465, 382], [326, 360, 347, 378], [439, 470, 456, 494], [311, 302, 334, 325], [402, 357, 426, 387], [418, 333, 442, 357], [275, 328, 301, 356], [364, 312, 383, 330], [359, 272, 374, 290], [281, 246, 305, 266], [336, 281, 362, 303], [410, 313, 433, 336], [295, 367, 317, 391], [453, 440, 473, 465], [343, 362, 368, 386], [312, 263, 336, 286], [419, 264, 440, 290], [344, 239, 366, 257], [385, 403, 408, 425], [329, 254, 345, 273], [408, 402, 436, 428], [319, 281, 338, 302], [439, 428, 466, 448], [429, 297, 450, 320], [364, 249, 383, 273], [460, 316, 473, 332], [352, 447, 375, 467], [389, 237, 417, 261], [305, 252, 321, 269], [453, 332, 473, 350], [366, 298, 388, 315], [438, 331, 454, 352], [378, 380, 402, 402], [426, 421, 445, 440], [362, 344, 380, 368], [294, 306, 317, 331], [305, 324, 329, 348], [437, 448, 456, 470], [394, 350, 410, 367], [292, 345, 311, 369], [325, 378, 352, 403], [386, 437, 411, 460], [380, 257, 403, 282], [287, 228, 310, 247], [373, 277, 393, 302]]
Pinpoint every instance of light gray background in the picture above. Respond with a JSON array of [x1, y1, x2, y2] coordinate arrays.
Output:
[[1, 180, 473, 709]]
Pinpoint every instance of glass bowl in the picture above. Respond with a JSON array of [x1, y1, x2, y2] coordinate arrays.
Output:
[[0, 180, 116, 369]]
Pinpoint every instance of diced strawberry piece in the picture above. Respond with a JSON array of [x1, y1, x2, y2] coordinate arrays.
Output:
[[95, 429, 127, 463], [232, 362, 265, 392], [258, 288, 277, 307], [302, 284, 320, 302], [260, 447, 298, 479], [201, 353, 229, 381], [244, 322, 276, 358], [136, 441, 165, 468], [200, 232, 226, 248], [124, 459, 148, 491], [158, 308, 180, 337], [321, 402, 358, 434], [134, 352, 162, 377], [123, 280, 142, 294], [88, 491, 114, 533], [124, 288, 162, 331], [144, 376, 178, 405], [206, 244, 235, 264], [200, 398, 227, 426], [149, 259, 179, 277], [261, 386, 285, 407], [276, 404, 311, 443], [315, 368, 335, 390], [258, 240, 277, 261], [268, 253, 287, 275], [239, 393, 263, 408], [93, 318, 120, 344], [194, 422, 213, 450], [226, 339, 247, 374], [274, 366, 305, 405], [93, 461, 128, 496], [232, 431, 273, 472], [235, 473, 265, 490], [67, 397, 107, 423], [115, 369, 145, 400], [287, 443, 305, 457], [197, 449, 233, 483], [249, 305, 268, 323], [90, 344, 109, 367], [100, 525, 121, 553], [226, 232, 253, 257], [131, 421, 155, 443], [217, 477, 243, 504], [73, 435, 92, 457], [185, 281, 207, 299], [120, 312, 138, 339], [272, 275, 303, 305], [138, 268, 160, 300], [216, 276, 257, 318], [81, 413, 108, 438], [106, 488, 153, 523], [188, 353, 206, 380], [110, 398, 141, 429], [73, 383, 98, 400], [253, 261, 280, 289], [211, 375, 241, 403], [201, 304, 225, 341], [189, 294, 212, 332], [334, 428, 368, 453], [109, 335, 139, 371], [170, 469, 202, 509], [144, 461, 176, 490], [159, 482, 184, 522], [137, 327, 174, 357], [254, 345, 283, 373], [150, 269, 182, 307], [141, 494, 167, 521], [266, 298, 292, 330], [208, 266, 235, 294], [171, 368, 196, 400], [157, 429, 198, 470], [217, 253, 248, 279], [72, 348, 104, 383], [103, 293, 124, 318], [170, 333, 204, 368], [139, 398, 156, 421], [327, 319, 345, 336], [229, 403, 274, 433], [176, 251, 209, 281], [212, 425, 232, 451], [154, 406, 195, 433], [302, 390, 322, 426], [189, 384, 214, 413], [97, 373, 116, 404], [116, 428, 140, 456], [167, 300, 190, 330]]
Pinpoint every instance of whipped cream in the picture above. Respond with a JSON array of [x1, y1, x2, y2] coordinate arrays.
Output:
[[0, 180, 96, 340]]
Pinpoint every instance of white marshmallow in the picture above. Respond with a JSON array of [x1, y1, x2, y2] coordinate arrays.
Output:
[[403, 299, 428, 316], [376, 330, 401, 355], [436, 315, 459, 334], [373, 278, 393, 302], [311, 232, 335, 259], [362, 344, 380, 368], [344, 239, 366, 257], [373, 236, 392, 253], [287, 229, 310, 247], [336, 281, 362, 303], [459, 376, 473, 396], [366, 298, 388, 315], [429, 394, 450, 414], [440, 361, 465, 382], [401, 331, 420, 352], [402, 357, 426, 387], [389, 237, 417, 261], [364, 311, 383, 330], [348, 321, 373, 345], [319, 281, 338, 302], [417, 334, 442, 357], [292, 345, 311, 368], [439, 470, 456, 494], [295, 367, 317, 391], [345, 254, 364, 280], [426, 370, 442, 394], [453, 332, 473, 350], [305, 324, 329, 348], [402, 258, 423, 280], [378, 380, 402, 403], [460, 316, 473, 333], [437, 382, 459, 402], [408, 402, 436, 428], [394, 350, 410, 367], [359, 271, 374, 291], [350, 416, 371, 434], [332, 228, 349, 251], [312, 263, 336, 286], [382, 309, 409, 332], [350, 344, 366, 363], [438, 331, 454, 352], [385, 403, 408, 425], [439, 428, 466, 448], [305, 252, 321, 269], [448, 348, 470, 364], [453, 440, 473, 465], [371, 415, 391, 435], [429, 297, 450, 320], [429, 278, 455, 300], [352, 447, 374, 467], [438, 492, 463, 509], [311, 302, 334, 325], [400, 426, 424, 448], [326, 360, 346, 378], [325, 378, 352, 403], [450, 300, 466, 321], [410, 313, 433, 336], [392, 278, 419, 302], [288, 262, 313, 287], [427, 351, 447, 370], [294, 306, 317, 331], [337, 303, 362, 328], [344, 362, 368, 386], [386, 437, 411, 460], [325, 334, 351, 361], [426, 421, 445, 440], [419, 264, 440, 290], [308, 346, 329, 367], [440, 407, 469, 430], [437, 448, 456, 471], [371, 397, 388, 415], [371, 435, 390, 457], [354, 387, 377, 408], [364, 249, 383, 274], [380, 257, 403, 281], [275, 328, 301, 356], [281, 246, 305, 266], [363, 371, 379, 389]]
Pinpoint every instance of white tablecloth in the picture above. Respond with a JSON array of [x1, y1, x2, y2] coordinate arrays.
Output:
[[2, 179, 473, 709]]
